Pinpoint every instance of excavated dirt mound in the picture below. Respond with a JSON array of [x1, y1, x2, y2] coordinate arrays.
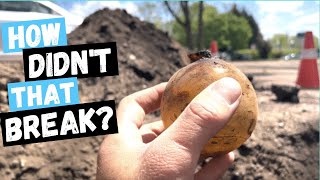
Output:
[[0, 8, 318, 180], [68, 8, 187, 107]]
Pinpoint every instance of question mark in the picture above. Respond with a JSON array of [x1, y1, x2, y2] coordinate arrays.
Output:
[[96, 106, 113, 130]]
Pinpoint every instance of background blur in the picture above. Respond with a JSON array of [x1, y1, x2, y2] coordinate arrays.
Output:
[[57, 1, 320, 61], [0, 1, 319, 180]]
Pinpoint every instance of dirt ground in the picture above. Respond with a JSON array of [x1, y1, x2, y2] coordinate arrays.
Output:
[[222, 60, 319, 180], [0, 59, 318, 180], [0, 8, 318, 180]]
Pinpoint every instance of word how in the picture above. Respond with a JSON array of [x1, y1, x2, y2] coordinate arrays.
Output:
[[1, 18, 67, 53]]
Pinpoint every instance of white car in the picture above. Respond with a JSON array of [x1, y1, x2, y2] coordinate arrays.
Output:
[[0, 1, 83, 61]]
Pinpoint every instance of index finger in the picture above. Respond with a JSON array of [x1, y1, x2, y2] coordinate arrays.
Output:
[[117, 82, 167, 142]]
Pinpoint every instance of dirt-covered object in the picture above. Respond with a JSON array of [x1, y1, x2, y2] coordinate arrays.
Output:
[[245, 73, 256, 89], [246, 74, 254, 83], [271, 84, 300, 103]]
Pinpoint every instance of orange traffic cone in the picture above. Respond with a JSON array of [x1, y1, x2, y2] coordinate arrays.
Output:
[[296, 31, 319, 88], [210, 40, 218, 55]]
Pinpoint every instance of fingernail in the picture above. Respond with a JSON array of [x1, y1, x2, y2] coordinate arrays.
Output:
[[212, 77, 242, 105]]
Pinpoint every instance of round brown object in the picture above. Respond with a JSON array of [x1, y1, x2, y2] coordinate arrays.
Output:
[[160, 57, 258, 157]]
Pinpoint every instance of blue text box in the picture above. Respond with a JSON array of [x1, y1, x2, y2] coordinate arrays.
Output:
[[1, 18, 67, 53], [8, 77, 79, 112]]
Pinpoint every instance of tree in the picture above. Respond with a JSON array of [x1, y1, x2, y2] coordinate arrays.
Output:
[[197, 1, 204, 49], [164, 1, 194, 49], [171, 3, 252, 51], [137, 2, 158, 23], [207, 13, 252, 50], [136, 2, 170, 31], [230, 4, 271, 58], [270, 34, 289, 51]]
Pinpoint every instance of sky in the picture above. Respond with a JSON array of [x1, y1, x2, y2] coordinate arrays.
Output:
[[55, 1, 320, 40]]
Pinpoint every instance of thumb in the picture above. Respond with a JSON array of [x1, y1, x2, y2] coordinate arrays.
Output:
[[158, 77, 241, 162]]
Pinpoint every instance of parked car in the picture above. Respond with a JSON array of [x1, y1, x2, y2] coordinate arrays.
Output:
[[231, 53, 253, 61], [219, 52, 232, 61], [0, 1, 83, 61], [282, 53, 301, 60]]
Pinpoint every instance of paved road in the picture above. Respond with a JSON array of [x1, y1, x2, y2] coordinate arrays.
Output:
[[233, 59, 320, 87]]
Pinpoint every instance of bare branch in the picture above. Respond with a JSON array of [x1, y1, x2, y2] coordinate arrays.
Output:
[[180, 1, 188, 16], [164, 1, 185, 26], [180, 1, 193, 49]]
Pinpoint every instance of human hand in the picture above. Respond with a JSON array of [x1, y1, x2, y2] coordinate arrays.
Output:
[[97, 77, 242, 180]]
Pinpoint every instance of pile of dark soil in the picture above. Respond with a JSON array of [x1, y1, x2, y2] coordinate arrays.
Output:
[[68, 8, 187, 107]]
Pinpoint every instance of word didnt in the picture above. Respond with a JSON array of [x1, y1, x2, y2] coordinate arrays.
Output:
[[1, 101, 118, 146], [8, 78, 79, 111], [23, 42, 119, 81], [28, 49, 110, 78], [1, 18, 67, 53]]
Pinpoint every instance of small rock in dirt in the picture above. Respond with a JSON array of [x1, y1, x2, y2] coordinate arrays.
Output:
[[9, 159, 19, 169], [5, 169, 12, 175], [128, 54, 136, 60], [238, 144, 253, 156], [19, 158, 26, 168], [0, 91, 8, 104], [19, 156, 48, 171], [278, 122, 284, 128], [0, 104, 9, 112], [0, 157, 7, 169], [7, 77, 21, 83], [230, 173, 241, 180], [80, 146, 91, 154], [271, 84, 300, 103], [0, 78, 7, 91], [246, 74, 254, 83], [38, 166, 52, 179], [3, 169, 14, 179]]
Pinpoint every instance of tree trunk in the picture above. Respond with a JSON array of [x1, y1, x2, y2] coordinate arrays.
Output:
[[164, 1, 193, 50], [164, 1, 184, 26], [181, 1, 193, 50], [197, 1, 204, 50]]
